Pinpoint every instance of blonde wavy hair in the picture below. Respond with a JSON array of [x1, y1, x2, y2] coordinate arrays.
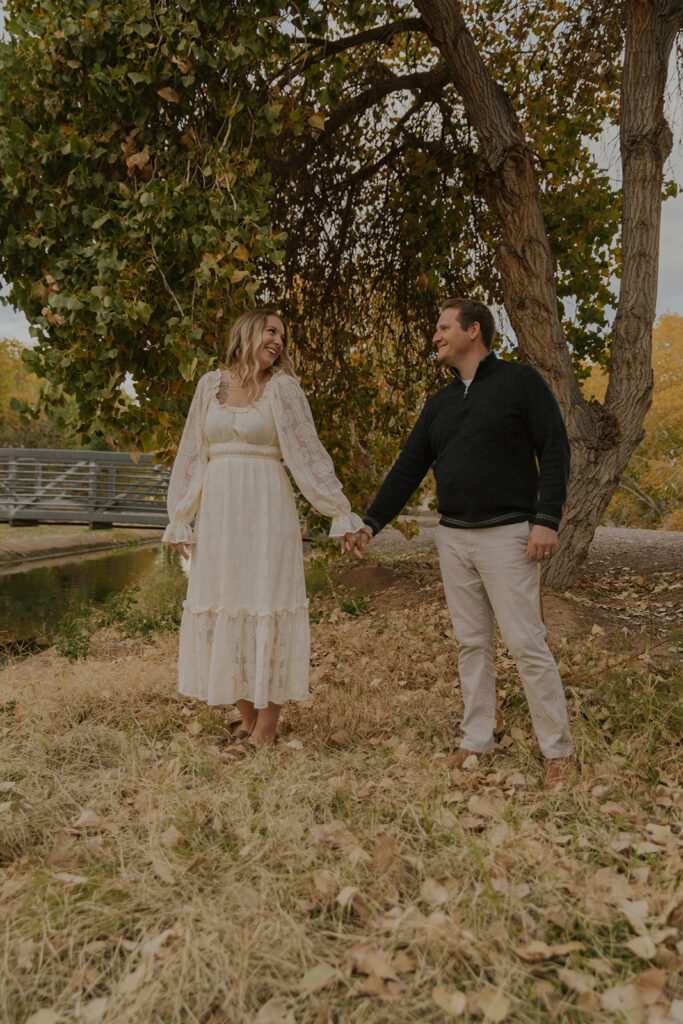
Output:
[[223, 308, 296, 401]]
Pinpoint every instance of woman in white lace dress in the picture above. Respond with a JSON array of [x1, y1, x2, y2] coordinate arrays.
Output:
[[162, 309, 363, 745]]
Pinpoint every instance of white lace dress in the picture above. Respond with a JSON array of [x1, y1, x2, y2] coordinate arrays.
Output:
[[161, 370, 363, 707]]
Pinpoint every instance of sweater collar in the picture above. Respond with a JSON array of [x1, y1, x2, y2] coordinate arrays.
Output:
[[449, 349, 498, 383]]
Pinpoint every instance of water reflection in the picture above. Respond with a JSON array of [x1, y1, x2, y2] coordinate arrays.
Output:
[[0, 544, 183, 645]]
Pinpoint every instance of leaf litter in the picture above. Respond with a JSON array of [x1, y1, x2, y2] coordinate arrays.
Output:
[[0, 551, 681, 1022]]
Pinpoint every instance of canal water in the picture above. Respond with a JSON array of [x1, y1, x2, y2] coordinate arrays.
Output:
[[0, 543, 186, 651]]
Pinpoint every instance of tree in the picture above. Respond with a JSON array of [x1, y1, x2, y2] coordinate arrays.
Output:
[[410, 0, 683, 583], [0, 336, 81, 447], [261, 0, 682, 582], [0, 0, 324, 453], [1, 1, 681, 581]]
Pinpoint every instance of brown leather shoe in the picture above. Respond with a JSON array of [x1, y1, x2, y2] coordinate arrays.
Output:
[[544, 754, 575, 788], [445, 748, 492, 770]]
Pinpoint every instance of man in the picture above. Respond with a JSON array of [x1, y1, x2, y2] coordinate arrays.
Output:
[[343, 298, 574, 785]]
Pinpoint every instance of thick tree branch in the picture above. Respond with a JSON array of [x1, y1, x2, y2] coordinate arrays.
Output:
[[276, 17, 427, 86], [414, 0, 584, 416], [291, 17, 426, 68], [321, 64, 449, 138], [412, 0, 524, 169]]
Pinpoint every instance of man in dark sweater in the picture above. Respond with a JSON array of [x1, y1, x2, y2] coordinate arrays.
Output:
[[343, 298, 574, 785]]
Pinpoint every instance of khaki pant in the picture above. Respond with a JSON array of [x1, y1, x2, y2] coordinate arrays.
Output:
[[436, 522, 573, 758]]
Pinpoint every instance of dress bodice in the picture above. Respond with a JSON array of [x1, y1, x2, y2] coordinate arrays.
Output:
[[162, 369, 364, 545], [204, 387, 280, 449]]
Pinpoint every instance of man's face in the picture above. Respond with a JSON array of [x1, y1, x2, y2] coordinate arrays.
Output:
[[433, 307, 477, 367]]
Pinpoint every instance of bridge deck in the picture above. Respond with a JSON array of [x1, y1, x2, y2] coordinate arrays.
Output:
[[0, 449, 170, 528]]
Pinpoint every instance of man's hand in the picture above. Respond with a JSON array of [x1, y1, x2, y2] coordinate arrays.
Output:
[[171, 541, 191, 560], [341, 526, 373, 559], [527, 524, 558, 563]]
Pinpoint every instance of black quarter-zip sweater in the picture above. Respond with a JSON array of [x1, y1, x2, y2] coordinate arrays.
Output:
[[363, 351, 570, 535]]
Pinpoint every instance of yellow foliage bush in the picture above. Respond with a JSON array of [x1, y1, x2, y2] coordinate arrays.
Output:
[[583, 314, 683, 530]]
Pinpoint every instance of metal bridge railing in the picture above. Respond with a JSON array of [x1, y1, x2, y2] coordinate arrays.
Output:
[[0, 449, 170, 528]]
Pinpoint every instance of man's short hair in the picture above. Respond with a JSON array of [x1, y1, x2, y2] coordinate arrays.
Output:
[[440, 297, 497, 349]]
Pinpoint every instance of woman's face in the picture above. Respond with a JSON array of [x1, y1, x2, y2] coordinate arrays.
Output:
[[255, 315, 286, 372]]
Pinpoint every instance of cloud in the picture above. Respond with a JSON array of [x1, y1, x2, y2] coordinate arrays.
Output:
[[0, 306, 33, 345]]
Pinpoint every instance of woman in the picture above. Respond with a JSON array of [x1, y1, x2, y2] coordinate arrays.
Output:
[[162, 309, 363, 746]]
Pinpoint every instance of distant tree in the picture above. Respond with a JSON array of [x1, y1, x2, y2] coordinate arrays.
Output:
[[0, 337, 81, 447]]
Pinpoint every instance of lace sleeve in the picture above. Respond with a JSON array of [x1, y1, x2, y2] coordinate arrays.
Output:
[[161, 372, 217, 544], [271, 374, 364, 537]]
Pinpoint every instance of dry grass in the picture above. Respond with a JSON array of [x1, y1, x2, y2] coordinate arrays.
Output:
[[0, 554, 681, 1024]]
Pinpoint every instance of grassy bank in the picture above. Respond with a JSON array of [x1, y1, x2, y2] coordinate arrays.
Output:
[[0, 553, 681, 1024], [0, 524, 164, 567]]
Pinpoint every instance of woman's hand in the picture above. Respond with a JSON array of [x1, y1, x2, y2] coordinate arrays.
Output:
[[171, 541, 191, 560]]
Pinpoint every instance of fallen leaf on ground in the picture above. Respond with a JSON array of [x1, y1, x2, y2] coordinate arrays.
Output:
[[81, 997, 109, 1023], [312, 870, 336, 897], [557, 968, 595, 994], [139, 928, 180, 959], [392, 951, 417, 973], [73, 809, 102, 829], [517, 940, 583, 962], [337, 885, 359, 908], [474, 987, 511, 1022], [625, 935, 657, 960], [619, 899, 651, 934], [420, 877, 450, 906], [151, 859, 176, 885], [635, 968, 666, 1005], [636, 842, 664, 856], [348, 844, 371, 867], [299, 963, 338, 994], [253, 998, 296, 1023], [16, 938, 35, 971], [160, 825, 182, 847], [372, 836, 397, 872], [361, 973, 402, 999], [468, 793, 505, 818], [117, 960, 152, 995], [45, 831, 75, 868], [83, 940, 107, 955], [336, 886, 370, 918], [26, 1011, 60, 1024], [600, 982, 644, 1023], [348, 944, 399, 981], [432, 984, 467, 1016], [668, 999, 683, 1022], [238, 887, 261, 911]]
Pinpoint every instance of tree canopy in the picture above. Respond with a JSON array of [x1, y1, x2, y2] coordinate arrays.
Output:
[[1, 0, 681, 580]]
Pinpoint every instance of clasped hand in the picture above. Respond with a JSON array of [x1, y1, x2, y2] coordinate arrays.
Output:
[[341, 527, 372, 559]]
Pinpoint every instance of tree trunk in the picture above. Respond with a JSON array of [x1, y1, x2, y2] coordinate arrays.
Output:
[[547, 0, 681, 585], [415, 0, 681, 585]]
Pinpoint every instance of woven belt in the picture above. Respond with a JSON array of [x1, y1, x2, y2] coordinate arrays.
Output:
[[208, 442, 280, 460]]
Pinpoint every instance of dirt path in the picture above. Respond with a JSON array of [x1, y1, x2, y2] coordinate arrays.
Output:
[[336, 516, 683, 653], [367, 514, 683, 572]]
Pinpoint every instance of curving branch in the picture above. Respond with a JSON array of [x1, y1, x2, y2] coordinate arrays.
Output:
[[289, 17, 426, 71], [321, 64, 450, 139]]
